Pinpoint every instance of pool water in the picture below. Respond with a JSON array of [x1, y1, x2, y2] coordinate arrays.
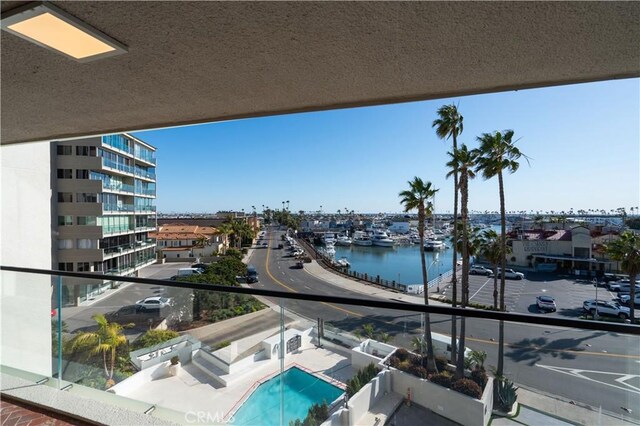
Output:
[[231, 367, 344, 426]]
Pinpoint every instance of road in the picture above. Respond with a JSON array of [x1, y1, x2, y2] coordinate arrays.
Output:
[[251, 227, 640, 422], [62, 228, 640, 421]]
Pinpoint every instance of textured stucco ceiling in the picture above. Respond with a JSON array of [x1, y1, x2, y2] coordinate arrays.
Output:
[[1, 1, 639, 144]]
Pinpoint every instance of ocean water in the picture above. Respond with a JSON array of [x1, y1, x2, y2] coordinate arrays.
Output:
[[232, 367, 344, 426], [330, 243, 454, 285]]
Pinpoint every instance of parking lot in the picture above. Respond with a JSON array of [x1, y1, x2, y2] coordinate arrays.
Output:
[[438, 271, 622, 319]]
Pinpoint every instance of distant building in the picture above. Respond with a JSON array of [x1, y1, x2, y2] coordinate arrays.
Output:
[[151, 224, 227, 259], [54, 134, 157, 306], [389, 221, 410, 234]]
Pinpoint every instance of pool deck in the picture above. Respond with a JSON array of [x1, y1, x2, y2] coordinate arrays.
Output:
[[122, 342, 354, 420]]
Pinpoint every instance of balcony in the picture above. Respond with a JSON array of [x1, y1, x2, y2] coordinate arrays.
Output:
[[1, 265, 638, 426], [134, 205, 157, 213], [103, 204, 135, 214], [102, 182, 135, 194], [102, 158, 135, 176], [134, 168, 156, 181], [103, 243, 136, 259]]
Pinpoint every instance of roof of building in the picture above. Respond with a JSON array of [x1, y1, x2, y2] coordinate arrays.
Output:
[[150, 224, 222, 241]]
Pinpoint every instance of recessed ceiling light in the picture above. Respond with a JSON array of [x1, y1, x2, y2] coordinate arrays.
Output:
[[1, 2, 127, 62]]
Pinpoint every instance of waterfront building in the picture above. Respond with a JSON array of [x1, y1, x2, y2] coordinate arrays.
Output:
[[151, 224, 226, 259], [54, 134, 157, 306]]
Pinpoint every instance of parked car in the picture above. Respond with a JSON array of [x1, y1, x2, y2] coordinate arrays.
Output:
[[294, 261, 304, 269], [616, 283, 640, 294], [191, 263, 207, 272], [583, 299, 630, 319], [536, 295, 557, 312], [606, 279, 632, 292], [135, 296, 174, 311], [618, 293, 640, 307], [494, 268, 525, 280], [470, 265, 492, 276]]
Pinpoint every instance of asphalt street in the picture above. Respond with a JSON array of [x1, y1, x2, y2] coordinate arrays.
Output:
[[251, 228, 640, 422]]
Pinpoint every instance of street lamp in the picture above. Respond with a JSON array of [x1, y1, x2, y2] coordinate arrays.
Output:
[[590, 258, 599, 319], [428, 253, 440, 292]]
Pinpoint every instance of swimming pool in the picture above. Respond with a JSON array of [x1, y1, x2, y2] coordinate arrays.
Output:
[[231, 367, 344, 426]]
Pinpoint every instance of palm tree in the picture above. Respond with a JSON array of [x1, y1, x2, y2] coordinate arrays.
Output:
[[474, 129, 526, 377], [217, 223, 232, 254], [606, 231, 639, 323], [446, 145, 477, 378], [72, 314, 127, 387], [432, 103, 464, 365], [478, 229, 511, 309], [399, 177, 439, 371]]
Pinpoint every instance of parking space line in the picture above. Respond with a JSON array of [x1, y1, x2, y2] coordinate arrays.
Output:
[[469, 278, 492, 301]]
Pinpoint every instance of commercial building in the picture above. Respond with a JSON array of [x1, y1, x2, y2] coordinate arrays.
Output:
[[151, 224, 226, 259], [54, 134, 157, 305]]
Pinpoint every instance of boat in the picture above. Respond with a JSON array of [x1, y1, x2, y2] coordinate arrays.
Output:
[[335, 235, 352, 246], [324, 243, 336, 256], [371, 230, 395, 247], [424, 239, 446, 251], [352, 231, 373, 246], [322, 232, 336, 245], [336, 257, 350, 267]]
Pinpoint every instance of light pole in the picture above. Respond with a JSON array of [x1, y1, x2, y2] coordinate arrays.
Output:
[[590, 258, 599, 319], [428, 252, 440, 292]]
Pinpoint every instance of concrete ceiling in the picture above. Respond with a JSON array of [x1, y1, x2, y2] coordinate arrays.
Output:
[[1, 1, 639, 144]]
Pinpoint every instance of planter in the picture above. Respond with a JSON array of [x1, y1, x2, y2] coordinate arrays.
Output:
[[168, 363, 180, 376], [492, 401, 518, 418]]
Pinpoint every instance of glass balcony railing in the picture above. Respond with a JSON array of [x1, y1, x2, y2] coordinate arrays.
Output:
[[134, 205, 156, 213], [102, 225, 135, 235], [103, 243, 136, 256], [102, 158, 134, 175], [134, 168, 156, 180], [134, 149, 156, 165], [103, 204, 135, 213], [1, 266, 638, 426], [102, 182, 135, 193], [134, 187, 155, 196], [102, 135, 133, 155]]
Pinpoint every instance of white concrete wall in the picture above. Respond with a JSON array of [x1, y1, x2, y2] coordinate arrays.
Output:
[[322, 408, 348, 426], [0, 141, 53, 376], [390, 368, 493, 426], [348, 371, 391, 426], [109, 360, 171, 397]]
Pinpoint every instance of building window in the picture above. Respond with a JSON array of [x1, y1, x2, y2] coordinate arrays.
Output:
[[58, 263, 73, 271], [77, 193, 98, 203], [56, 145, 72, 155], [58, 216, 73, 226], [77, 216, 97, 226], [76, 169, 89, 179], [58, 192, 73, 202], [77, 262, 91, 272], [76, 146, 96, 156], [77, 239, 96, 249], [57, 169, 72, 179], [58, 239, 73, 249]]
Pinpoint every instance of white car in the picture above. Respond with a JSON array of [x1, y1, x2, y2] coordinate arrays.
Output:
[[469, 265, 492, 276], [135, 296, 173, 311], [495, 268, 525, 280], [583, 299, 630, 319], [619, 294, 640, 307]]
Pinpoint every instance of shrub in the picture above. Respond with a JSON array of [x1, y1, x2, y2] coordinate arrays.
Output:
[[395, 348, 409, 362], [496, 378, 519, 412], [170, 356, 180, 365], [387, 355, 401, 368], [131, 329, 179, 350], [346, 363, 380, 397], [407, 365, 429, 379], [471, 369, 488, 390], [430, 371, 453, 388], [289, 401, 329, 426], [435, 355, 448, 371], [451, 378, 483, 399]]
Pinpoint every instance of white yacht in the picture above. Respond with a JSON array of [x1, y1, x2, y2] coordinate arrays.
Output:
[[335, 235, 352, 246], [322, 232, 336, 245], [336, 257, 350, 267], [324, 243, 336, 256], [352, 231, 373, 246], [371, 230, 395, 247], [424, 239, 446, 251]]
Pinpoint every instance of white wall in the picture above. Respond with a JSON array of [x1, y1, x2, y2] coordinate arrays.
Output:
[[0, 141, 53, 376], [348, 371, 391, 426]]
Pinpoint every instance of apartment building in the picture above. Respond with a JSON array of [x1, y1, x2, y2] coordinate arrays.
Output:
[[54, 134, 157, 306]]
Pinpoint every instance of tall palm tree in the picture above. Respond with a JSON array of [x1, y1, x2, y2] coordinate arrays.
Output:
[[478, 229, 511, 309], [217, 222, 232, 254], [399, 177, 439, 371], [446, 145, 477, 378], [606, 231, 639, 323], [72, 314, 127, 387], [474, 130, 526, 377], [432, 103, 464, 364]]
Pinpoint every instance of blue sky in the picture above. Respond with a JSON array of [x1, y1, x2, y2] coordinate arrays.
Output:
[[133, 79, 639, 214]]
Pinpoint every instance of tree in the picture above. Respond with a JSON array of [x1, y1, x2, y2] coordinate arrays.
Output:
[[432, 103, 464, 366], [399, 177, 439, 371], [131, 329, 179, 350], [446, 145, 477, 378], [478, 229, 511, 309], [474, 129, 527, 377], [606, 231, 639, 323], [71, 314, 128, 387]]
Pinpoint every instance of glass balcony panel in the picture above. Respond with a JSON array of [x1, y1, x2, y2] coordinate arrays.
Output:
[[1, 267, 638, 426]]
